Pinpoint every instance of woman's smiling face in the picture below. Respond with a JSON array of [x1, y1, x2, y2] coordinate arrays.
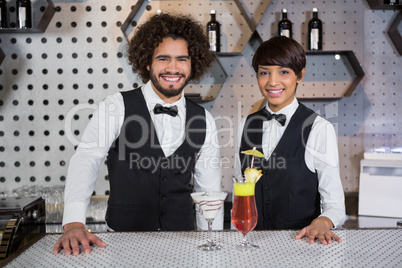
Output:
[[257, 65, 305, 112]]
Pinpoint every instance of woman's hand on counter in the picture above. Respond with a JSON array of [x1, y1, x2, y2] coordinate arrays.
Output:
[[52, 222, 107, 255], [294, 216, 342, 245]]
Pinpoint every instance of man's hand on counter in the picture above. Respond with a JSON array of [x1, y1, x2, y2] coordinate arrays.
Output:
[[52, 222, 107, 255], [295, 216, 342, 245]]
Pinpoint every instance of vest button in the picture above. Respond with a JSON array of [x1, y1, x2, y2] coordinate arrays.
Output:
[[264, 186, 270, 190], [265, 216, 271, 220], [162, 177, 167, 181], [162, 195, 167, 200], [157, 228, 162, 231], [160, 212, 165, 217], [265, 200, 271, 205]]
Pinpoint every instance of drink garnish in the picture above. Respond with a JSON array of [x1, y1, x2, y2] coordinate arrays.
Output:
[[244, 168, 263, 184], [241, 147, 265, 183]]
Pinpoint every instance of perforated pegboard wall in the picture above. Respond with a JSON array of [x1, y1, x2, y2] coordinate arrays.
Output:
[[0, 1, 401, 200]]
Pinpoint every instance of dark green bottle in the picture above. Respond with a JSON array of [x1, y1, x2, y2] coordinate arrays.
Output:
[[0, 0, 7, 28], [17, 0, 32, 29]]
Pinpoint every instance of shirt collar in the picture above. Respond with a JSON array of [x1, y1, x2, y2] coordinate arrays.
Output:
[[141, 81, 186, 117], [265, 97, 299, 123]]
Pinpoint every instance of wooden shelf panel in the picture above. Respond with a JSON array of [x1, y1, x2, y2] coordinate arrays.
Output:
[[387, 11, 402, 55], [0, 48, 5, 66], [0, 0, 55, 33], [367, 0, 402, 10], [297, 50, 365, 99]]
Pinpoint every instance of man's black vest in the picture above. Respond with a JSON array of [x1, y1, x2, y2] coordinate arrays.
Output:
[[106, 88, 206, 231], [240, 103, 320, 229]]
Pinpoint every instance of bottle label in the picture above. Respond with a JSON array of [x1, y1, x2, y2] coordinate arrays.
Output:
[[281, 29, 290, 38], [209, 30, 217, 52], [19, 7, 27, 28], [310, 29, 319, 50]]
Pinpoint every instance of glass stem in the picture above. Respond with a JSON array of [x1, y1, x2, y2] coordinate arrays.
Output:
[[242, 234, 248, 247], [207, 220, 213, 245]]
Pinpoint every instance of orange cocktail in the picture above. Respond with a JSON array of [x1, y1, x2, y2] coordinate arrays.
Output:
[[232, 182, 258, 235], [231, 176, 259, 250]]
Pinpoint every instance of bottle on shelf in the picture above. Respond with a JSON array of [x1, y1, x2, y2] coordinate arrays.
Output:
[[278, 9, 292, 38], [207, 10, 220, 52], [384, 0, 399, 4], [0, 0, 7, 29], [308, 7, 322, 50], [16, 0, 32, 29]]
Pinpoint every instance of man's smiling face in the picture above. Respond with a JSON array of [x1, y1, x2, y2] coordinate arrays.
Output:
[[147, 37, 192, 103]]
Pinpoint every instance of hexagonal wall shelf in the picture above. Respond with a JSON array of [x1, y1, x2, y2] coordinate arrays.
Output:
[[0, 48, 5, 66], [120, 0, 271, 102], [387, 11, 402, 55], [0, 0, 55, 33], [367, 0, 402, 10], [297, 51, 365, 99]]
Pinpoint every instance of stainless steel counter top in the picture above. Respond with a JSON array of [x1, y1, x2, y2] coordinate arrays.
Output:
[[2, 229, 402, 267]]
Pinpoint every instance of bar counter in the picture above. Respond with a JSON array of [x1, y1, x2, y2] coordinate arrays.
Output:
[[2, 228, 402, 267]]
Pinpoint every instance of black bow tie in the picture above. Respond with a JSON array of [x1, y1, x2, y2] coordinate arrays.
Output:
[[261, 109, 286, 126], [153, 104, 178, 117]]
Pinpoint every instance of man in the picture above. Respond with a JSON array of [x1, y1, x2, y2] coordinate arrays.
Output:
[[53, 13, 222, 255]]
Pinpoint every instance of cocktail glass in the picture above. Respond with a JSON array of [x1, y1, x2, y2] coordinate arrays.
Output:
[[231, 175, 259, 250], [191, 191, 227, 251]]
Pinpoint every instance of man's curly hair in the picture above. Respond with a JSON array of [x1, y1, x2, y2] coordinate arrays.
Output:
[[126, 13, 215, 83]]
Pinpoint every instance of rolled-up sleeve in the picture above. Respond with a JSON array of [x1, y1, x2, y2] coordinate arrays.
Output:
[[305, 116, 346, 227], [193, 110, 223, 230], [62, 93, 124, 227]]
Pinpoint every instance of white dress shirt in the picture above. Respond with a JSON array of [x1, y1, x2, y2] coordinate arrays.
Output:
[[235, 97, 346, 227], [63, 81, 223, 230]]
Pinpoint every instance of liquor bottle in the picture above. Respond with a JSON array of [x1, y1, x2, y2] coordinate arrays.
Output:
[[384, 0, 399, 4], [278, 9, 292, 38], [16, 0, 32, 29], [207, 10, 220, 52], [0, 0, 7, 28], [308, 8, 322, 50]]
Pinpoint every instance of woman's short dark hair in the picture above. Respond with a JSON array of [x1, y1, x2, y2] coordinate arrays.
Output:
[[126, 13, 215, 83], [252, 36, 306, 79]]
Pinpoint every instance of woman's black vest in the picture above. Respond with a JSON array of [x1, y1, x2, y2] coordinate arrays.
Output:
[[106, 88, 206, 231], [240, 103, 320, 229]]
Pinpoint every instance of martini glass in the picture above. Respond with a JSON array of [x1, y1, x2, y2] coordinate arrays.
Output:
[[231, 175, 259, 250], [191, 192, 227, 251]]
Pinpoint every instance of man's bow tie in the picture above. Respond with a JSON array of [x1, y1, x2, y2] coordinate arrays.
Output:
[[261, 109, 286, 126], [153, 104, 178, 117]]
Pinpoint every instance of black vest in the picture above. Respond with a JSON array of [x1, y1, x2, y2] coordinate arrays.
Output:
[[106, 88, 206, 231], [240, 103, 320, 229]]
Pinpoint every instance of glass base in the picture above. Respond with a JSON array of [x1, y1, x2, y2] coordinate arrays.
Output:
[[234, 242, 259, 251], [198, 242, 223, 251]]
